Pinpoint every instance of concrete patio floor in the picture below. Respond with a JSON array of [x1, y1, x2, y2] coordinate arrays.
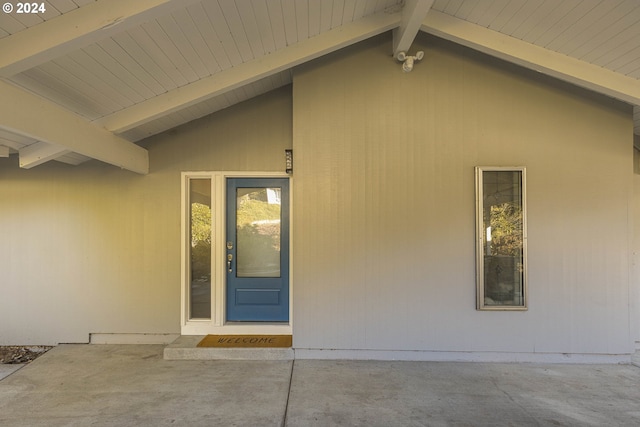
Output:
[[0, 345, 639, 426]]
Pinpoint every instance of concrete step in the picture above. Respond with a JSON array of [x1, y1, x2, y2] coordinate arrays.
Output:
[[163, 335, 294, 361]]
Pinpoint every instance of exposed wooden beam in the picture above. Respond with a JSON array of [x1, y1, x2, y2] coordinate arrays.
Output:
[[0, 80, 148, 174], [54, 153, 92, 166], [421, 11, 640, 108], [19, 142, 70, 169], [0, 135, 23, 151], [97, 10, 402, 133], [393, 0, 434, 57], [0, 0, 202, 77]]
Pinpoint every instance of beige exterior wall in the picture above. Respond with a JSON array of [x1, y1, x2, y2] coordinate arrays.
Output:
[[0, 31, 635, 357], [634, 138, 640, 348], [635, 173, 640, 348], [0, 87, 292, 345], [292, 34, 634, 356]]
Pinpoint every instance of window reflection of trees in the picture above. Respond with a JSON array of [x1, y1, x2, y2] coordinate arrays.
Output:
[[483, 172, 524, 306], [236, 188, 281, 278], [191, 202, 212, 281], [489, 202, 523, 257]]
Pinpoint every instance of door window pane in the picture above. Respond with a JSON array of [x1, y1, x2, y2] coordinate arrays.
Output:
[[189, 179, 211, 319], [476, 168, 527, 309], [236, 187, 281, 278]]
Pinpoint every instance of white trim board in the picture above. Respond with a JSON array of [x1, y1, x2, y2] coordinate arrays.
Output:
[[89, 333, 180, 345], [293, 349, 633, 364], [180, 171, 293, 337]]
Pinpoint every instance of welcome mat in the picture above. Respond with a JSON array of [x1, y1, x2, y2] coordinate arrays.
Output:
[[197, 335, 292, 348]]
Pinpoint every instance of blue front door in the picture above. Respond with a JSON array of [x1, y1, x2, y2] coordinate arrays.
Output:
[[226, 178, 290, 321]]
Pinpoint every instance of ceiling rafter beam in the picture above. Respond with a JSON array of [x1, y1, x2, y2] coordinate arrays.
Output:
[[0, 145, 9, 158], [393, 0, 434, 57], [0, 80, 148, 174], [0, 0, 202, 77], [55, 154, 90, 166], [19, 142, 70, 169], [97, 10, 402, 133], [0, 136, 22, 151], [421, 10, 640, 108]]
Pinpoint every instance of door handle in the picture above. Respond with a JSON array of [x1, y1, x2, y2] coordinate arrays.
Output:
[[227, 254, 233, 272]]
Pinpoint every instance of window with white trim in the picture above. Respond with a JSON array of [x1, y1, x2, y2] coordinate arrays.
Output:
[[188, 177, 212, 319], [476, 167, 527, 310]]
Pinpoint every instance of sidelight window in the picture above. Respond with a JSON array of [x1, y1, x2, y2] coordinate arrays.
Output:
[[188, 178, 212, 319]]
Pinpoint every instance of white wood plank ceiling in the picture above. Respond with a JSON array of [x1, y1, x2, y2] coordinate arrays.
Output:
[[0, 0, 638, 173]]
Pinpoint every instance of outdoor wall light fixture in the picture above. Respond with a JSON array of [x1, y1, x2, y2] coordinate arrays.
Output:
[[396, 51, 424, 72], [285, 149, 293, 174]]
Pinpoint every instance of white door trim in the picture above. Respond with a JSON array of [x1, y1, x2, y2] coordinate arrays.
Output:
[[180, 171, 292, 336]]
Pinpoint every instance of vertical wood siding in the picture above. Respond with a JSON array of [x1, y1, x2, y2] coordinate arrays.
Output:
[[0, 87, 292, 345], [292, 33, 633, 354], [634, 167, 640, 346]]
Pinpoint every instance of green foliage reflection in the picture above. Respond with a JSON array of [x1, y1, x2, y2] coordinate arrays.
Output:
[[236, 190, 281, 277], [489, 202, 522, 256], [191, 202, 211, 280]]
